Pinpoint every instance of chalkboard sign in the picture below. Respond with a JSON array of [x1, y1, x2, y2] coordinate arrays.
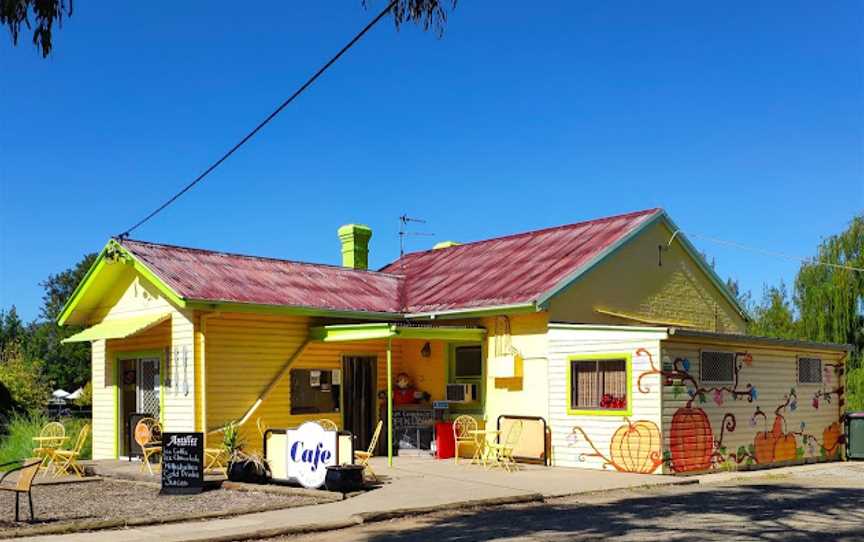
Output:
[[394, 408, 434, 450], [161, 432, 204, 495], [393, 408, 434, 431]]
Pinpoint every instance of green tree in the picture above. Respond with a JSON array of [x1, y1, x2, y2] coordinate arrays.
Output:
[[23, 252, 97, 391], [5, 1, 457, 58], [0, 341, 50, 413], [0, 306, 25, 348], [0, 0, 72, 57], [747, 283, 799, 340]]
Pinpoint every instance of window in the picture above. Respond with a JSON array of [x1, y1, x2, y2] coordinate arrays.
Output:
[[568, 357, 628, 412], [450, 345, 483, 409], [798, 357, 823, 384], [290, 369, 341, 414], [700, 351, 735, 383]]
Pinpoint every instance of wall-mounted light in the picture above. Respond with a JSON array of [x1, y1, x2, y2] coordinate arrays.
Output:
[[420, 342, 432, 358]]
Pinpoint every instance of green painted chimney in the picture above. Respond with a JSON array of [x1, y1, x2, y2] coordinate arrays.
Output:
[[338, 224, 372, 270]]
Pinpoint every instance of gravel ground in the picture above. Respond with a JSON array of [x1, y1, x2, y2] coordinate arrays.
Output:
[[0, 478, 318, 532], [272, 463, 864, 542]]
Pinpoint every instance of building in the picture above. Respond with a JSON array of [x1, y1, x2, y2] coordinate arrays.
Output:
[[60, 208, 849, 473]]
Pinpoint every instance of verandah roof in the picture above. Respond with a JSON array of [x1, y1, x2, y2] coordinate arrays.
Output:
[[308, 323, 486, 343], [61, 312, 171, 343]]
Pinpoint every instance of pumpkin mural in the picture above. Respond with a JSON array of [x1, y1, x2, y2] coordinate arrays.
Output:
[[609, 420, 663, 474], [822, 423, 841, 458], [669, 407, 714, 472], [571, 419, 663, 474], [773, 433, 798, 462]]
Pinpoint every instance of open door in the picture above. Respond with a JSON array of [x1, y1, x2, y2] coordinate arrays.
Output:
[[342, 356, 376, 453]]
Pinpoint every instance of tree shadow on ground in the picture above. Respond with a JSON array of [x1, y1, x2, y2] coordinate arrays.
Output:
[[364, 484, 864, 541]]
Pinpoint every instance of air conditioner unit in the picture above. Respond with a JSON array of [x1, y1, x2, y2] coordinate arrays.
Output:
[[445, 383, 475, 403]]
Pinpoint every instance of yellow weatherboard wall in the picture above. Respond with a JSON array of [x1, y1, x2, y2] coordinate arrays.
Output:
[[400, 339, 447, 400], [547, 220, 746, 333], [482, 312, 550, 429], [203, 313, 404, 451]]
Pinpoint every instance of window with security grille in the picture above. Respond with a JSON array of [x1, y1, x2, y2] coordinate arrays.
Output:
[[798, 357, 823, 384], [570, 359, 627, 410], [700, 351, 735, 383]]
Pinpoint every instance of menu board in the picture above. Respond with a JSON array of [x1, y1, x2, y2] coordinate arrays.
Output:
[[393, 408, 434, 431], [161, 432, 204, 495], [394, 408, 434, 450]]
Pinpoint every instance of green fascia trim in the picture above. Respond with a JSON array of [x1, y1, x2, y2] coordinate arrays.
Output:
[[535, 211, 750, 322], [310, 324, 395, 342], [309, 323, 487, 343], [186, 301, 401, 321], [549, 323, 669, 333], [57, 240, 187, 326], [403, 303, 538, 320], [393, 326, 486, 341], [566, 352, 633, 417], [57, 244, 110, 326]]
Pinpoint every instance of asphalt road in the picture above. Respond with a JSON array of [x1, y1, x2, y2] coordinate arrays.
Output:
[[272, 463, 864, 541]]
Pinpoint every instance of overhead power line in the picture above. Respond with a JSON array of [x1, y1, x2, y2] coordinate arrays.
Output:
[[119, 0, 398, 238], [685, 232, 864, 274]]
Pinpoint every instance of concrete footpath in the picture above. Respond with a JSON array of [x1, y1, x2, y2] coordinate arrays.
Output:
[[15, 456, 691, 542]]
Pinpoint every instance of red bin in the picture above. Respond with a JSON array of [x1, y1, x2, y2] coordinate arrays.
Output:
[[435, 421, 455, 459]]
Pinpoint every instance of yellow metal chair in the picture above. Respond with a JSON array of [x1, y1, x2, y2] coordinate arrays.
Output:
[[354, 420, 383, 482], [316, 419, 338, 431], [32, 422, 65, 475], [134, 418, 162, 475], [0, 459, 42, 523], [487, 420, 523, 472], [452, 415, 478, 464], [52, 424, 90, 478], [204, 447, 228, 475]]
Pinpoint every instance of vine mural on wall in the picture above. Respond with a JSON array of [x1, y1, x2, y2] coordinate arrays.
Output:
[[636, 348, 845, 472], [637, 348, 754, 472], [568, 347, 843, 474]]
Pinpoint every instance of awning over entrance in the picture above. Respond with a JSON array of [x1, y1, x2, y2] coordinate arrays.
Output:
[[308, 322, 487, 468], [61, 312, 171, 343], [308, 323, 486, 343]]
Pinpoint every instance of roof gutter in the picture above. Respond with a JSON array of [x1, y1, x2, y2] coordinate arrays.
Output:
[[403, 302, 538, 320], [667, 327, 854, 353]]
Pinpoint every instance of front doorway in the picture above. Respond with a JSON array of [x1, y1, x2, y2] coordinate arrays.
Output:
[[118, 355, 161, 457], [342, 356, 377, 453]]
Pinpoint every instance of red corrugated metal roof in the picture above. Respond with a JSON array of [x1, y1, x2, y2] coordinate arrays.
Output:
[[119, 239, 403, 314], [381, 208, 661, 313], [119, 208, 661, 315]]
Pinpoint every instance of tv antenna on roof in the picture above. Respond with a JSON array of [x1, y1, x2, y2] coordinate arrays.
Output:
[[399, 214, 434, 257]]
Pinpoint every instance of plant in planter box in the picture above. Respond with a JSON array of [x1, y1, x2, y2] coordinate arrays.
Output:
[[223, 422, 270, 484]]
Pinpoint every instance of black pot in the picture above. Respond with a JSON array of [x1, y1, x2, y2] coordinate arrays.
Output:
[[324, 465, 365, 493], [228, 459, 271, 484]]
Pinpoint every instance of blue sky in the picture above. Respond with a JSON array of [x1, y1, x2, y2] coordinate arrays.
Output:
[[2, 1, 862, 321]]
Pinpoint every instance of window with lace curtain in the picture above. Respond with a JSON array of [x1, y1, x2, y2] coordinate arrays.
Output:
[[567, 355, 630, 414]]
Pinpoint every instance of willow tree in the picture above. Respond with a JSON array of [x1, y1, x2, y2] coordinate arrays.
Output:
[[795, 215, 864, 410]]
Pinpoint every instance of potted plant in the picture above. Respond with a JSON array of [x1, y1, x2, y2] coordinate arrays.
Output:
[[324, 463, 365, 493], [223, 422, 271, 484]]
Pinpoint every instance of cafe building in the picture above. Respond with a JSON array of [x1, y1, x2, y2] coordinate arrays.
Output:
[[60, 208, 850, 474]]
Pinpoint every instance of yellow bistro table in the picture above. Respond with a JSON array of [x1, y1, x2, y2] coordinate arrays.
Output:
[[32, 435, 69, 475], [467, 429, 501, 467]]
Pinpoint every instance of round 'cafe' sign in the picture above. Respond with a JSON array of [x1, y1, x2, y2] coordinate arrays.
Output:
[[286, 421, 338, 488]]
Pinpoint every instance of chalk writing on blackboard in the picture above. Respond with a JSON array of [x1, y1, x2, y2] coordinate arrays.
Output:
[[161, 432, 204, 495]]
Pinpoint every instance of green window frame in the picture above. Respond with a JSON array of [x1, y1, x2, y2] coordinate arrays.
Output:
[[448, 343, 484, 414], [566, 352, 632, 416]]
